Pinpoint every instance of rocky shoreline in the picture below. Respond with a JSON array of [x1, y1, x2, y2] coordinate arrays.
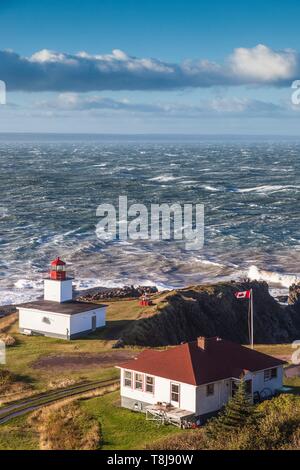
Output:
[[77, 285, 158, 301], [0, 305, 17, 317]]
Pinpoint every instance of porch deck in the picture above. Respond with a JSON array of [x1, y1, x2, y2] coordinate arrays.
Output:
[[145, 403, 195, 427]]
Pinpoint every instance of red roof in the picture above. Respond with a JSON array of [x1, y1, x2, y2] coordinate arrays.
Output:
[[117, 337, 286, 386], [51, 257, 66, 266]]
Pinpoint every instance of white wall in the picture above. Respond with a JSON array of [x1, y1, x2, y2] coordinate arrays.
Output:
[[119, 368, 196, 413], [196, 379, 231, 416], [195, 367, 284, 416], [19, 308, 70, 337], [19, 306, 106, 338], [252, 366, 283, 395], [70, 307, 106, 335], [120, 365, 284, 417], [44, 279, 73, 303]]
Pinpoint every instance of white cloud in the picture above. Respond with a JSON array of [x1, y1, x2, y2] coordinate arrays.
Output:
[[34, 93, 286, 118], [229, 44, 297, 82], [0, 44, 299, 92]]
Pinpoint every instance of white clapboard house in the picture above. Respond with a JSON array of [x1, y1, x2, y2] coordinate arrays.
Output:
[[18, 257, 106, 340], [117, 337, 286, 425]]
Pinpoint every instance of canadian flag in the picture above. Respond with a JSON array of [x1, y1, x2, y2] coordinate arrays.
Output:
[[235, 290, 251, 299]]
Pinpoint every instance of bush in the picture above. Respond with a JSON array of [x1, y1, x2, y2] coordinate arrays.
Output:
[[252, 394, 300, 450], [203, 379, 258, 449], [0, 369, 14, 387], [203, 393, 300, 450], [152, 392, 300, 450], [0, 334, 16, 346]]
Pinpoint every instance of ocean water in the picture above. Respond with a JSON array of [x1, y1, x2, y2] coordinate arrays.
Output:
[[0, 137, 299, 305]]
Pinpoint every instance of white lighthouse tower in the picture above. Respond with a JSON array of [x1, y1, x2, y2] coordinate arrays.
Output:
[[18, 258, 106, 340], [44, 257, 73, 303]]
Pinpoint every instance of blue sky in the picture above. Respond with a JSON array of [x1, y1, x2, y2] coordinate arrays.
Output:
[[0, 0, 300, 134]]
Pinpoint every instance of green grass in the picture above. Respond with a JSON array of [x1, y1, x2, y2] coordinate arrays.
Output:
[[0, 294, 299, 450], [81, 391, 181, 450], [0, 389, 181, 450], [0, 415, 38, 450], [0, 299, 147, 392], [1, 376, 299, 450]]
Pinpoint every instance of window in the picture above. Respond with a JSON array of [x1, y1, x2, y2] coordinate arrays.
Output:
[[134, 373, 143, 390], [264, 368, 277, 382], [206, 383, 215, 396], [145, 375, 154, 393], [245, 379, 252, 395], [271, 368, 277, 379], [124, 370, 132, 388], [171, 383, 180, 403]]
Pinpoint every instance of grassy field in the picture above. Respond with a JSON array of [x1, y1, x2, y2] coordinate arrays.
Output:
[[0, 300, 295, 396], [2, 373, 299, 451], [81, 390, 181, 450], [0, 415, 38, 450], [0, 295, 298, 450], [252, 343, 293, 358], [0, 299, 150, 393], [0, 390, 181, 450]]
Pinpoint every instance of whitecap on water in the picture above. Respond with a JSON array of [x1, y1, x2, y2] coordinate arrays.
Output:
[[149, 175, 181, 182], [235, 185, 300, 194], [247, 265, 299, 288]]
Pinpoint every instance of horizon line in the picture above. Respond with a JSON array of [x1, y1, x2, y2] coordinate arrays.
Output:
[[0, 132, 300, 139]]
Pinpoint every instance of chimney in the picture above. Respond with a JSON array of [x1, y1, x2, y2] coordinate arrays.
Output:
[[197, 336, 209, 350]]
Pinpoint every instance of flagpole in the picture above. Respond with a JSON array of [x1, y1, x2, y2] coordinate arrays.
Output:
[[250, 288, 254, 349]]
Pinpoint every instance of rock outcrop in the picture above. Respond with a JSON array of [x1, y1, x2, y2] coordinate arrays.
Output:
[[121, 281, 300, 346], [289, 283, 300, 307], [78, 285, 157, 301]]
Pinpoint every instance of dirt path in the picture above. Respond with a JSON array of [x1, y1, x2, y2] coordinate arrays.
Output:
[[0, 378, 119, 425], [31, 350, 137, 371]]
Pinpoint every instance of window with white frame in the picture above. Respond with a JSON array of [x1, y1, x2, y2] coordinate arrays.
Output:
[[145, 375, 154, 393], [206, 383, 215, 396], [134, 372, 143, 390], [264, 368, 277, 382], [124, 370, 132, 388], [171, 383, 180, 403]]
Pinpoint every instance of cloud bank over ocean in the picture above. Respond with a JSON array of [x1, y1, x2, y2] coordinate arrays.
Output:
[[0, 44, 298, 92]]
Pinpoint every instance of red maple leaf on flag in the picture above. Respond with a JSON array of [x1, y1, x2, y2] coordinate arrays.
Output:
[[235, 290, 251, 299]]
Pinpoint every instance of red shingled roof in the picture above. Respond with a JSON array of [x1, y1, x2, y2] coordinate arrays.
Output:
[[117, 337, 286, 386]]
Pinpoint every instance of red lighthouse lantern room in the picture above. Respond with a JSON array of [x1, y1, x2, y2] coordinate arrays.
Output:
[[50, 257, 66, 281]]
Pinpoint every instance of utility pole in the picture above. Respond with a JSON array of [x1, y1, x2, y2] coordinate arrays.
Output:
[[250, 288, 254, 349]]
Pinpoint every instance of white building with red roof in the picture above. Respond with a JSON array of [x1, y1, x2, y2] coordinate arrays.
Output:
[[117, 337, 286, 425], [18, 258, 106, 340]]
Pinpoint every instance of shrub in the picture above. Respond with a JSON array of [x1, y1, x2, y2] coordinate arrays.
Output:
[[151, 391, 300, 450], [0, 334, 16, 346], [0, 369, 14, 387], [204, 379, 258, 449]]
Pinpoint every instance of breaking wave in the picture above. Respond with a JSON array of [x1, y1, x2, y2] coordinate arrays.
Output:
[[247, 265, 299, 288]]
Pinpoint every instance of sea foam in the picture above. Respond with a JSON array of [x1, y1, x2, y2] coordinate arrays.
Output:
[[247, 265, 299, 288]]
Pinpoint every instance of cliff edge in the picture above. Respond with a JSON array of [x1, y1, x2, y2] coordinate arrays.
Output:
[[121, 281, 300, 346]]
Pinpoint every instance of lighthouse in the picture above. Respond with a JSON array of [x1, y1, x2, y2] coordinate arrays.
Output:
[[18, 258, 106, 340], [44, 257, 73, 303]]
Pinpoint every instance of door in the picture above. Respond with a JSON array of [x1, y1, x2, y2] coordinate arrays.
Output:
[[231, 380, 239, 397], [91, 315, 97, 331], [170, 382, 180, 407]]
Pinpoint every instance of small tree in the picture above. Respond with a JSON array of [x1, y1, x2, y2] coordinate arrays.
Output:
[[205, 379, 257, 444]]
